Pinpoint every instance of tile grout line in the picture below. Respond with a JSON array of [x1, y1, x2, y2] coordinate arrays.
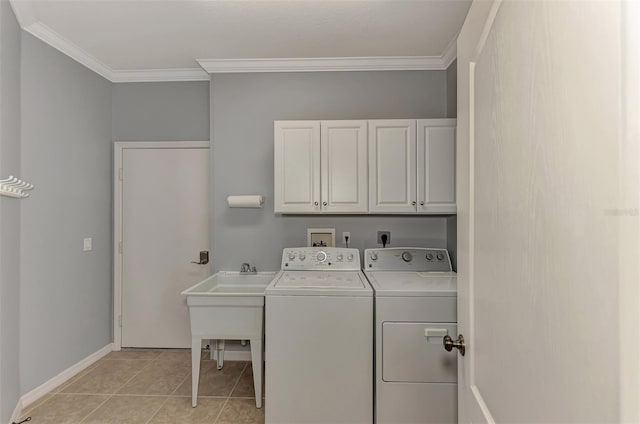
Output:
[[213, 362, 249, 424], [78, 393, 114, 423], [143, 395, 171, 424]]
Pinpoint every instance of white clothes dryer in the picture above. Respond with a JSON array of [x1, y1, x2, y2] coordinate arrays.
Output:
[[364, 247, 458, 424], [265, 247, 373, 424]]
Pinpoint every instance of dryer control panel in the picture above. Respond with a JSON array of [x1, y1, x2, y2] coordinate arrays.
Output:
[[364, 247, 452, 272], [281, 247, 360, 271]]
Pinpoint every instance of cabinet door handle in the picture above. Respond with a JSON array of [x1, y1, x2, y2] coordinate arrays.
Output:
[[411, 201, 417, 206], [322, 201, 328, 206], [314, 201, 319, 206], [420, 201, 425, 206]]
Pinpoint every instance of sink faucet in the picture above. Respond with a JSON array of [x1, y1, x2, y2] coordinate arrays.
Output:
[[240, 263, 257, 274]]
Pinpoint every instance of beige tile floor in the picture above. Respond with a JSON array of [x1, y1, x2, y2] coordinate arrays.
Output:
[[20, 349, 264, 424]]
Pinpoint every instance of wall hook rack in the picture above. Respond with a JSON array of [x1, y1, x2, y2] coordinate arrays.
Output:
[[0, 175, 35, 198]]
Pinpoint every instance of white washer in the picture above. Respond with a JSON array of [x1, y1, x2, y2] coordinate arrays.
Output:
[[364, 247, 457, 424], [265, 247, 373, 424]]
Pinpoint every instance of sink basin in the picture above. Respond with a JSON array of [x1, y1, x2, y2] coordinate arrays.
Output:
[[181, 272, 276, 297]]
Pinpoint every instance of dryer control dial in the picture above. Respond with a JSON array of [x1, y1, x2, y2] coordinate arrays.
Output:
[[299, 253, 306, 261], [437, 253, 445, 261], [347, 254, 354, 261], [316, 251, 327, 262], [370, 252, 378, 261], [288, 253, 296, 261], [401, 251, 413, 262], [336, 254, 343, 261]]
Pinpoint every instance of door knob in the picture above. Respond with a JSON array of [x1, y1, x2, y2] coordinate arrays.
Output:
[[443, 334, 465, 356], [411, 201, 417, 206], [191, 250, 209, 265], [323, 201, 327, 206]]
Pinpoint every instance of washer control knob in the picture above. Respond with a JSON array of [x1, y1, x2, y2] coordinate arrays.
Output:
[[299, 253, 306, 261], [401, 251, 413, 262], [370, 253, 378, 261], [437, 253, 445, 261], [316, 251, 327, 262], [426, 252, 434, 261], [347, 254, 354, 261], [336, 254, 343, 261], [288, 253, 296, 261]]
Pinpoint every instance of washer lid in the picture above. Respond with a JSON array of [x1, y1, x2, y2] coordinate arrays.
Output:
[[265, 271, 372, 297], [364, 271, 457, 297]]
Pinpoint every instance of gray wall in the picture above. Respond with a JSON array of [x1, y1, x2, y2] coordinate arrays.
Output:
[[112, 81, 209, 141], [446, 60, 457, 118], [211, 71, 450, 272], [0, 1, 22, 421], [19, 33, 113, 394]]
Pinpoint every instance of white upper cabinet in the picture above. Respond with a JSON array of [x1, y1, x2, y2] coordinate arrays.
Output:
[[369, 119, 456, 214], [417, 119, 456, 214], [368, 120, 417, 213], [321, 121, 368, 213], [274, 121, 321, 213], [274, 120, 367, 214], [276, 118, 456, 215]]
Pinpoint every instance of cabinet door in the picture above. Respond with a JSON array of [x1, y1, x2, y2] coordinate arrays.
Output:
[[368, 120, 417, 213], [321, 120, 368, 213], [417, 119, 456, 214], [274, 121, 321, 213]]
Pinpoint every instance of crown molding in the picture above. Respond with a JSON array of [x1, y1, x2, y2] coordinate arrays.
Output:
[[197, 56, 450, 74], [26, 22, 114, 81], [441, 33, 459, 68], [10, 0, 459, 80], [110, 68, 209, 83]]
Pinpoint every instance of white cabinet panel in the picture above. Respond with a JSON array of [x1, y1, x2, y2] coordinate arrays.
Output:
[[368, 120, 417, 213], [274, 121, 321, 213], [418, 119, 457, 214], [321, 121, 368, 213]]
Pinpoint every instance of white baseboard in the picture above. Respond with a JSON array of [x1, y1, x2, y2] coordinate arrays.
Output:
[[19, 343, 114, 410], [9, 398, 23, 424]]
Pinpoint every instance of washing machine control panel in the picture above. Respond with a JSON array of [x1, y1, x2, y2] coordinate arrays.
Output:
[[364, 248, 452, 272], [281, 247, 361, 270]]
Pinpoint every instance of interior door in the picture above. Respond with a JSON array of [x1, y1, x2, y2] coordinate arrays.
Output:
[[457, 1, 631, 422], [120, 145, 210, 348]]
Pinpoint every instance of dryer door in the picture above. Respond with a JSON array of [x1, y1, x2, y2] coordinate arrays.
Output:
[[383, 322, 457, 383]]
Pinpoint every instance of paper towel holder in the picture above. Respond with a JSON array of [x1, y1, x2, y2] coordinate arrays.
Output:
[[227, 195, 264, 208]]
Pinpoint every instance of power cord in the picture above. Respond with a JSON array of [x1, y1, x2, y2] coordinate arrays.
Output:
[[345, 235, 349, 248], [381, 234, 388, 248]]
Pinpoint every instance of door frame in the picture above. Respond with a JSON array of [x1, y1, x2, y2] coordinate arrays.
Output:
[[113, 141, 210, 350]]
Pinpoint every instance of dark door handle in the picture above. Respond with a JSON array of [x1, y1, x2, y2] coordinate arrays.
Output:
[[191, 251, 209, 265]]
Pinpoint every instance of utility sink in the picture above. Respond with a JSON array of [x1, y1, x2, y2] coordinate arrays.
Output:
[[182, 271, 277, 409], [182, 272, 276, 299]]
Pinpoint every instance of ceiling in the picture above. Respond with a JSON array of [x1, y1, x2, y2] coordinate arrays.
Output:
[[10, 0, 471, 82]]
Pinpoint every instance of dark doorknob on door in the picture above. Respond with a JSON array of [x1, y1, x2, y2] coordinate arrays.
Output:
[[443, 334, 465, 356], [191, 251, 209, 265]]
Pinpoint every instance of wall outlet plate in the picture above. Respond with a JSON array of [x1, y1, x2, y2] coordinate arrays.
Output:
[[377, 231, 390, 245]]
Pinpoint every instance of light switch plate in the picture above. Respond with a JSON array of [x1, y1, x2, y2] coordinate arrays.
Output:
[[83, 237, 92, 251]]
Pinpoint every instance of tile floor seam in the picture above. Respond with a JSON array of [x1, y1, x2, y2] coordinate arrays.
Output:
[[213, 362, 250, 424], [168, 371, 191, 397], [78, 393, 114, 423], [110, 357, 157, 394], [143, 394, 171, 424]]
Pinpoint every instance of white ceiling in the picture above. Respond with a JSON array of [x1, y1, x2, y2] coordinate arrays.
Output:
[[10, 0, 471, 82]]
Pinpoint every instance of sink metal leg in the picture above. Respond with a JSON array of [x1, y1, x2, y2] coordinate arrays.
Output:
[[191, 337, 202, 407], [250, 338, 263, 408], [209, 340, 215, 360], [216, 339, 225, 370]]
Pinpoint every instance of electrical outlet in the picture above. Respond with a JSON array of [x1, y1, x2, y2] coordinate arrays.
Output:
[[83, 237, 92, 251], [377, 231, 391, 246], [342, 232, 351, 246]]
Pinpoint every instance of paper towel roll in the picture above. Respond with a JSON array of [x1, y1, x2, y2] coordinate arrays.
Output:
[[227, 195, 264, 208]]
